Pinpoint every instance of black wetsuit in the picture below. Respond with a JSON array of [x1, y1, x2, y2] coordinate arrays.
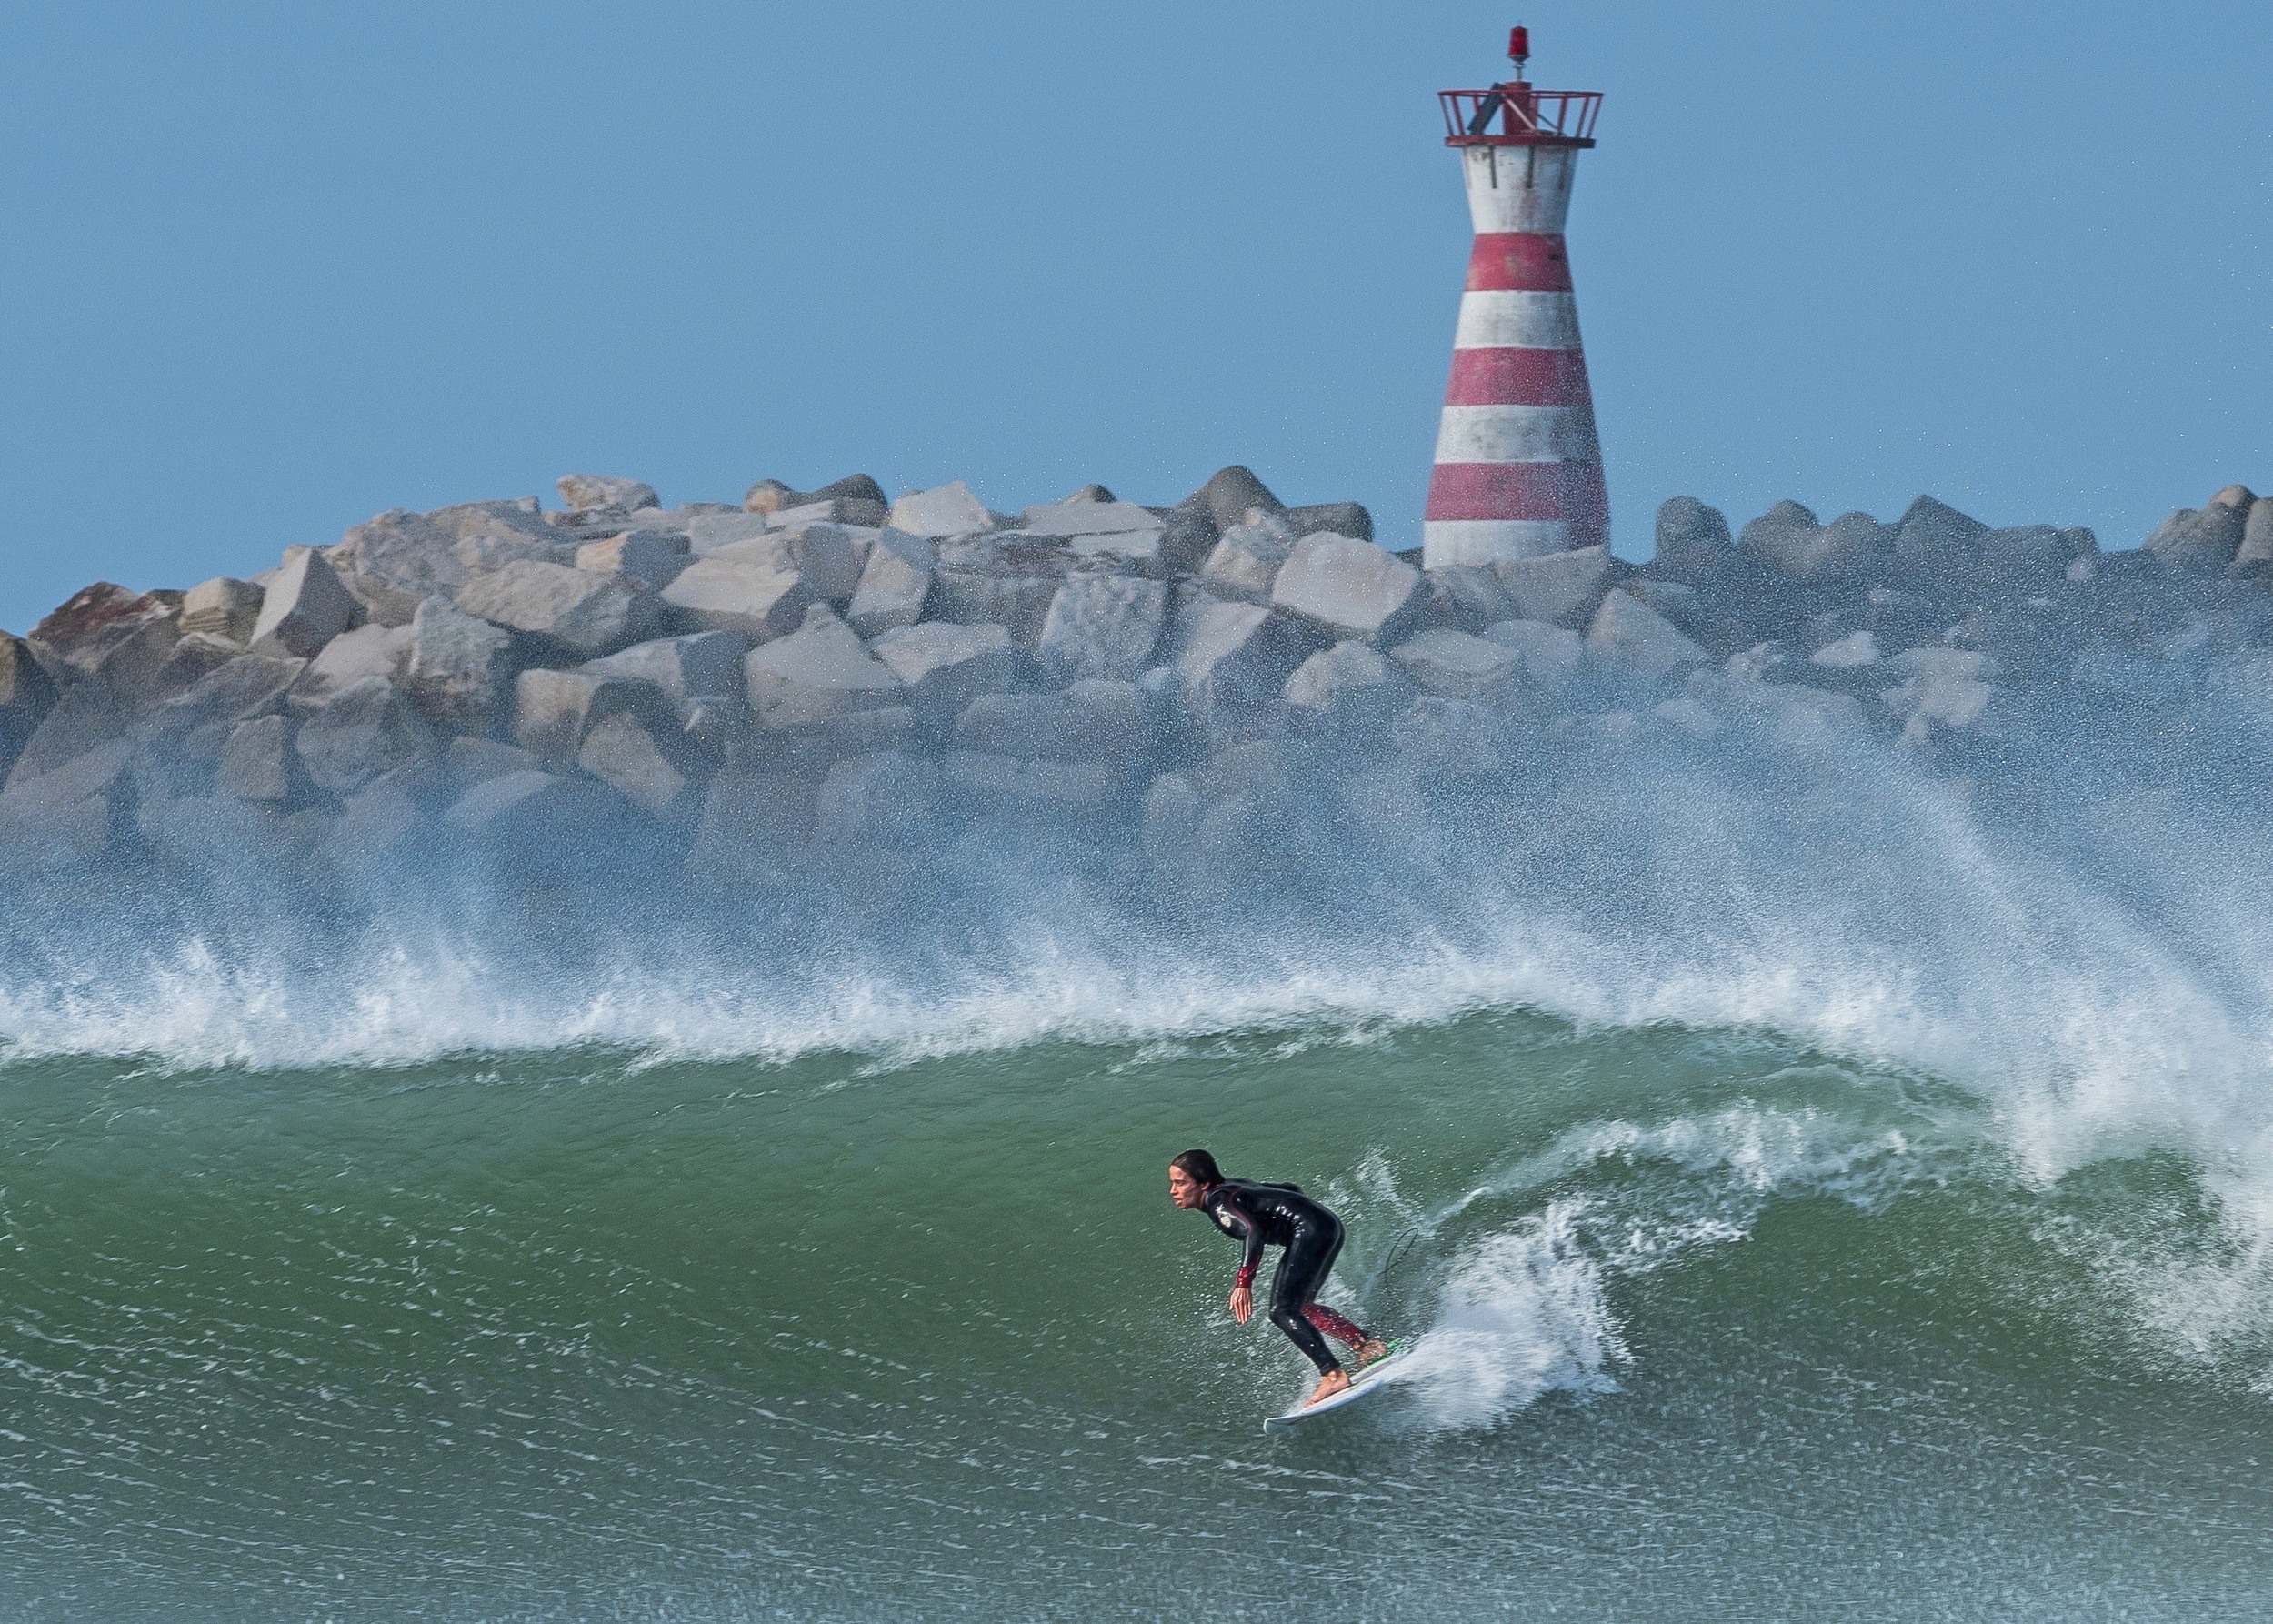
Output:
[[1201, 1178, 1371, 1375]]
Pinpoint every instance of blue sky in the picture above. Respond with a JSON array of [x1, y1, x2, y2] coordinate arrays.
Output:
[[2, 1, 2267, 634]]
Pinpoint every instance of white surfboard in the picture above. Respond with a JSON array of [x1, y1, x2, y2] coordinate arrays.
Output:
[[1261, 1342, 1411, 1431]]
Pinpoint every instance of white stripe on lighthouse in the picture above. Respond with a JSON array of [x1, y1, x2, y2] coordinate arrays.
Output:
[[1451, 291, 1584, 353], [1432, 405, 1601, 465], [1421, 519, 1573, 565]]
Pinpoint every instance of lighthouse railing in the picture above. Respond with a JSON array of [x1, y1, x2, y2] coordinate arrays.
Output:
[[1437, 88, 1602, 146]]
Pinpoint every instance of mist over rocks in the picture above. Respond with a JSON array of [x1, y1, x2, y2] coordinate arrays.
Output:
[[2, 461, 2269, 908]]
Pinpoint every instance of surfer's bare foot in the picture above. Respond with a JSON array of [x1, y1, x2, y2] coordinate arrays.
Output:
[[1307, 1369, 1351, 1407], [1354, 1338, 1391, 1369]]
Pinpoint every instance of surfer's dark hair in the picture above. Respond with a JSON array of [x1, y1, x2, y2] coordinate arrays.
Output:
[[1171, 1148, 1223, 1187]]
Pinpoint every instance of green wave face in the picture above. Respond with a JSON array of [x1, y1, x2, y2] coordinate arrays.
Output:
[[7, 1012, 2273, 1621]]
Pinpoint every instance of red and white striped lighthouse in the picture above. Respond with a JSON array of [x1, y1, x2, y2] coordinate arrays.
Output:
[[1423, 28, 1607, 569]]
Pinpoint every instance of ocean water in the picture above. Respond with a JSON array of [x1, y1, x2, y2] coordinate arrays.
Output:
[[6, 694, 2273, 1620]]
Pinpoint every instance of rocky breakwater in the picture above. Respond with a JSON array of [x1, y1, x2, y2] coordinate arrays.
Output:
[[0, 466, 2267, 898]]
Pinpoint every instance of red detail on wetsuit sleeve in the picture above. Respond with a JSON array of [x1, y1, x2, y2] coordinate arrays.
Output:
[[1235, 1263, 1257, 1289], [1301, 1302, 1368, 1348]]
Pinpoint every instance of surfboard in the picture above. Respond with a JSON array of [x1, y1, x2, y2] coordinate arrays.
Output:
[[1261, 1341, 1411, 1431]]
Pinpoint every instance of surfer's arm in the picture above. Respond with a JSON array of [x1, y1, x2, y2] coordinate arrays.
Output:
[[1217, 1192, 1267, 1290]]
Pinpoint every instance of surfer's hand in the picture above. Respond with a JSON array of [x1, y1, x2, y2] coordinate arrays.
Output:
[[1230, 1285, 1252, 1324]]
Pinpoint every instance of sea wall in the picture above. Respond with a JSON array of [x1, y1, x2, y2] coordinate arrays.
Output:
[[0, 466, 2267, 903]]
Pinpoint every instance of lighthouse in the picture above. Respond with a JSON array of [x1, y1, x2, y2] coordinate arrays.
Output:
[[1423, 28, 1607, 569]]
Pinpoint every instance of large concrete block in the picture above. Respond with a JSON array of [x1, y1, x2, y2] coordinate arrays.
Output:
[[576, 709, 698, 818], [249, 546, 357, 658], [1036, 575, 1168, 684], [575, 530, 689, 591], [0, 636, 55, 778], [868, 621, 1014, 728], [1388, 628, 1526, 701], [1892, 496, 1990, 574], [953, 678, 1153, 763], [1019, 500, 1163, 539], [290, 622, 414, 711], [0, 737, 135, 867], [886, 480, 994, 538], [330, 510, 468, 625], [556, 474, 659, 512], [510, 669, 650, 765], [1651, 497, 1736, 581], [456, 560, 650, 657], [581, 631, 746, 718], [401, 596, 516, 729], [29, 582, 181, 695], [928, 570, 1064, 646], [150, 632, 245, 702], [1282, 639, 1408, 724], [1157, 595, 1316, 718], [1270, 534, 1421, 644], [847, 530, 936, 638], [2238, 498, 2273, 566], [1493, 545, 1612, 628], [743, 606, 905, 728], [1479, 619, 1583, 687], [1587, 589, 1709, 679], [1199, 516, 1297, 604], [215, 714, 296, 802], [180, 576, 265, 644], [659, 554, 810, 640], [2145, 501, 2248, 572], [292, 677, 433, 797]]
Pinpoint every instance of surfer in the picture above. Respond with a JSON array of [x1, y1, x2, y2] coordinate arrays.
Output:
[[1168, 1148, 1390, 1407]]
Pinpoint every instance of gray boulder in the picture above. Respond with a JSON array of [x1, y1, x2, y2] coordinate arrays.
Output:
[[29, 582, 181, 696], [685, 511, 775, 555], [1270, 533, 1421, 644], [886, 480, 994, 538], [581, 631, 746, 719], [1156, 596, 1316, 719], [293, 677, 432, 797], [846, 530, 936, 637], [2146, 497, 2250, 572], [1425, 565, 1517, 631], [814, 751, 939, 847], [743, 606, 905, 728], [1036, 575, 1168, 684], [556, 475, 659, 513], [150, 632, 245, 702], [511, 669, 650, 765], [869, 622, 1015, 728], [249, 546, 357, 658], [1388, 628, 1526, 702], [1652, 497, 1736, 580], [576, 709, 699, 819], [180, 576, 265, 643], [2239, 498, 2273, 566], [954, 678, 1154, 763], [575, 530, 689, 591], [1892, 496, 1989, 574], [1587, 589, 1708, 679], [743, 473, 889, 528], [1188, 466, 1285, 535], [442, 768, 617, 845], [0, 737, 135, 867], [446, 735, 543, 790], [401, 596, 516, 730], [1283, 639, 1409, 726], [0, 636, 55, 777], [660, 551, 810, 640], [1019, 499, 1162, 538], [456, 560, 650, 657], [135, 654, 306, 764], [1199, 517, 1297, 603], [1494, 545, 1612, 627], [1741, 503, 1890, 582], [1480, 619, 1584, 687], [1283, 501, 1374, 544], [290, 622, 413, 711], [330, 510, 469, 624], [215, 714, 296, 802]]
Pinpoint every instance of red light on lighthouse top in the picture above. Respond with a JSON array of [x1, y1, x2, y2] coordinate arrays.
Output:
[[1441, 26, 1599, 148]]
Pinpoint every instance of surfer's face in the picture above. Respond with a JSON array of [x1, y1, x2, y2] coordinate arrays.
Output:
[[1168, 1166, 1205, 1208]]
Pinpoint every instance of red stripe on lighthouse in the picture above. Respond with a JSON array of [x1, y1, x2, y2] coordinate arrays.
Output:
[[1444, 347, 1595, 408], [1465, 233, 1576, 293], [1427, 461, 1609, 537]]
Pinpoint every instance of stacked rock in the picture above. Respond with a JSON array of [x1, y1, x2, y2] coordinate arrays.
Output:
[[0, 466, 2265, 889]]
